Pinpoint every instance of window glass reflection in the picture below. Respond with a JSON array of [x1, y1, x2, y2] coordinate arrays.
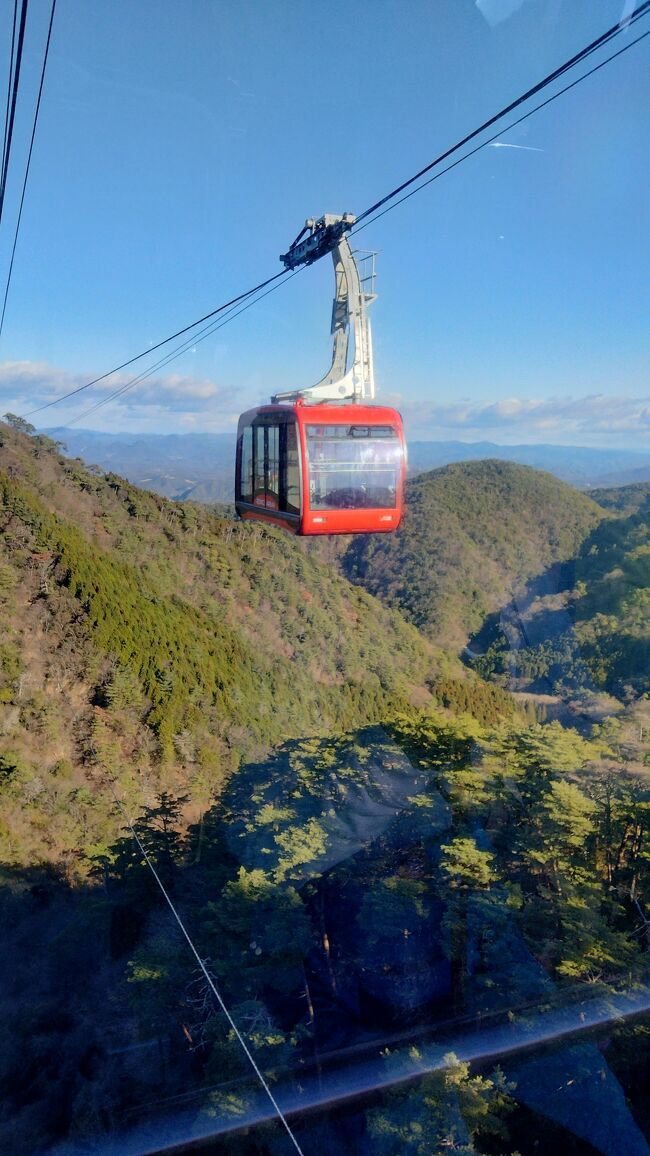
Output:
[[306, 424, 401, 510]]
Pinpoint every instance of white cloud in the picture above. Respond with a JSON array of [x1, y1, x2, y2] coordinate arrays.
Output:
[[2, 361, 649, 447], [0, 359, 239, 431], [400, 394, 650, 446]]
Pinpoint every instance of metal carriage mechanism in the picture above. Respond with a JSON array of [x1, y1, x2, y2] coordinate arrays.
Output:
[[275, 213, 376, 405]]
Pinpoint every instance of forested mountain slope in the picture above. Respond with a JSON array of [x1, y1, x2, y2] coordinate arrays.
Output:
[[472, 492, 650, 701], [2, 425, 650, 1154], [343, 460, 604, 649], [591, 480, 650, 514], [0, 422, 452, 870], [550, 499, 650, 697], [3, 707, 649, 1153]]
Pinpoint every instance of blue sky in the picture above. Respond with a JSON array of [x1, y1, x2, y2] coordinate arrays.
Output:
[[0, 0, 648, 446]]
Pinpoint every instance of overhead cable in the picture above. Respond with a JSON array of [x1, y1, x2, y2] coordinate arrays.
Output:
[[65, 269, 300, 427], [0, 0, 56, 339], [354, 0, 650, 228], [23, 268, 290, 417], [2, 1, 19, 184], [0, 0, 28, 228], [107, 781, 307, 1156], [21, 5, 650, 423], [352, 23, 650, 238]]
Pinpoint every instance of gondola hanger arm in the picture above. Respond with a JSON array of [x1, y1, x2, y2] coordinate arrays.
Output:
[[273, 213, 376, 405]]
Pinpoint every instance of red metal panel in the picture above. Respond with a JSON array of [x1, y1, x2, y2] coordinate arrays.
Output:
[[295, 403, 405, 535]]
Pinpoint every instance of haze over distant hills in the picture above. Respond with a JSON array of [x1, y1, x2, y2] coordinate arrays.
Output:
[[46, 428, 650, 503], [46, 428, 235, 503], [406, 441, 650, 488]]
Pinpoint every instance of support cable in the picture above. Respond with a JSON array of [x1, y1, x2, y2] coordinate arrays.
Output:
[[0, 0, 56, 339], [107, 782, 307, 1156], [0, 0, 28, 228], [23, 268, 289, 418], [351, 23, 650, 239], [2, 0, 19, 184], [354, 1, 650, 228], [64, 268, 300, 427]]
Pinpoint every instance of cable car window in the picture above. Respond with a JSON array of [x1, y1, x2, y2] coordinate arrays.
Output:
[[254, 425, 266, 505], [244, 420, 299, 514], [267, 425, 280, 508], [284, 421, 300, 514], [238, 425, 253, 503], [306, 424, 402, 510]]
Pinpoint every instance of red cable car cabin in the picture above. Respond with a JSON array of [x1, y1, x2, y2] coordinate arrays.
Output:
[[235, 402, 406, 535]]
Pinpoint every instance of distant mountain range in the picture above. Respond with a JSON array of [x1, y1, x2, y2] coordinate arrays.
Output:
[[406, 440, 650, 487], [46, 427, 650, 502], [46, 428, 235, 502]]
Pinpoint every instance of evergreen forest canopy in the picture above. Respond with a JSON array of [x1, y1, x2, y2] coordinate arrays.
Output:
[[1, 419, 649, 1156], [342, 460, 604, 648], [467, 490, 650, 705]]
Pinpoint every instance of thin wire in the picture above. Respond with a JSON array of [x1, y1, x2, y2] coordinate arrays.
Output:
[[354, 0, 650, 228], [68, 270, 299, 424], [107, 782, 307, 1156], [0, 0, 28, 228], [0, 0, 56, 339], [23, 268, 290, 418], [2, 0, 19, 184], [62, 269, 300, 427], [351, 25, 650, 240]]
